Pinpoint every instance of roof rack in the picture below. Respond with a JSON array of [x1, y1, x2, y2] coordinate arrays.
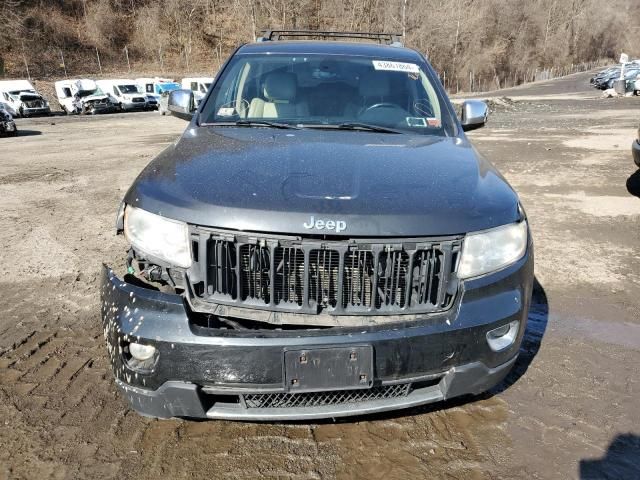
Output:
[[258, 30, 404, 47]]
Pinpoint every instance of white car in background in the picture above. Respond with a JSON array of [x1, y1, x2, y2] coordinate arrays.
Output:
[[95, 79, 148, 111], [136, 78, 181, 114], [0, 80, 50, 117], [55, 79, 116, 115], [181, 77, 213, 103]]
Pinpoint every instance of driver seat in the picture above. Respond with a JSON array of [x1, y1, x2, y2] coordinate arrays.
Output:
[[248, 72, 308, 119], [344, 71, 393, 118]]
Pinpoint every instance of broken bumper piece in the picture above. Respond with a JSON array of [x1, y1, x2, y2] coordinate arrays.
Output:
[[101, 245, 533, 421]]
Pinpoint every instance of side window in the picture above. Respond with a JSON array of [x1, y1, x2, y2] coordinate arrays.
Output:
[[146, 84, 153, 93], [63, 88, 72, 97], [191, 82, 198, 91], [113, 86, 119, 96], [3, 92, 9, 101]]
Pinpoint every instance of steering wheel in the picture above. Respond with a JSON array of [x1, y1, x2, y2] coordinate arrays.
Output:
[[361, 102, 398, 115]]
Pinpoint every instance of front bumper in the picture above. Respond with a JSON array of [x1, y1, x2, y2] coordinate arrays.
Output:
[[633, 139, 640, 168], [101, 247, 533, 420], [21, 106, 50, 116], [0, 120, 16, 134], [120, 101, 147, 111]]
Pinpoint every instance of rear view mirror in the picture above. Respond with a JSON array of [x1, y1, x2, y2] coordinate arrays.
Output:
[[460, 100, 488, 132], [168, 89, 196, 121]]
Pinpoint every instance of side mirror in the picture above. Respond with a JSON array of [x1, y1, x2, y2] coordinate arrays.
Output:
[[460, 100, 488, 132], [168, 89, 196, 121]]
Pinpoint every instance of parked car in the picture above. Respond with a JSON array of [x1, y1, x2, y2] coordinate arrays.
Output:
[[633, 125, 640, 168], [0, 103, 17, 136], [103, 30, 533, 421], [0, 80, 50, 117], [95, 79, 148, 111], [136, 78, 181, 114], [55, 79, 117, 115], [181, 77, 213, 103], [0, 100, 18, 117], [618, 68, 640, 90], [593, 67, 621, 89]]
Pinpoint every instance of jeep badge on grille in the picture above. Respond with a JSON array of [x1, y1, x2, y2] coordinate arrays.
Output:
[[303, 216, 347, 233]]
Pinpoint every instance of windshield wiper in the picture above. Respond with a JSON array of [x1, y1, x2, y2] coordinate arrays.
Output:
[[305, 122, 402, 134], [207, 120, 300, 129], [337, 122, 403, 134]]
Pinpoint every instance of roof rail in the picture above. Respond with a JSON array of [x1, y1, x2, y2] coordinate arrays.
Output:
[[258, 30, 403, 47]]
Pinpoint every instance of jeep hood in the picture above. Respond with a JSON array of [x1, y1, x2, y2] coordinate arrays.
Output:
[[124, 127, 520, 236]]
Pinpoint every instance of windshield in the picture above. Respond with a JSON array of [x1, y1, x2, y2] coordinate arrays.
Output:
[[118, 85, 139, 94], [200, 53, 453, 135], [78, 88, 100, 98], [157, 82, 181, 93]]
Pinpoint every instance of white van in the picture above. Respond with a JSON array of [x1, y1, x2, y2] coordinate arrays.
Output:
[[95, 79, 148, 111], [181, 77, 214, 102], [55, 79, 116, 115], [0, 80, 50, 117], [135, 77, 181, 111]]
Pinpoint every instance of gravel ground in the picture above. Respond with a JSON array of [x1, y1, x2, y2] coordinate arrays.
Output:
[[1, 72, 639, 479]]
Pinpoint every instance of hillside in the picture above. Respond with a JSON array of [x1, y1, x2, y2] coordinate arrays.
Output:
[[1, 0, 639, 90]]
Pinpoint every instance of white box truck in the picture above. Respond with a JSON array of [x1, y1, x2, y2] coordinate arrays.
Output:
[[0, 80, 50, 117], [55, 79, 116, 115], [95, 79, 148, 111]]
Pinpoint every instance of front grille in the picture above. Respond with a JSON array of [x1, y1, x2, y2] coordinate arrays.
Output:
[[24, 99, 45, 108], [243, 383, 412, 409], [132, 97, 146, 103], [192, 230, 461, 316]]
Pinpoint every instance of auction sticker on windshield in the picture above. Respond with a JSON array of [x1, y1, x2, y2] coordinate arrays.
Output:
[[372, 60, 420, 73]]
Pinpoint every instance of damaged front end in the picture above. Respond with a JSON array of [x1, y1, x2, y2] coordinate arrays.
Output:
[[101, 203, 533, 420], [17, 92, 50, 116], [81, 96, 116, 115], [0, 108, 17, 136]]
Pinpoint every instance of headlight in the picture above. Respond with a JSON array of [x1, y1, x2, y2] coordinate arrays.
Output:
[[458, 221, 528, 279], [124, 206, 191, 268]]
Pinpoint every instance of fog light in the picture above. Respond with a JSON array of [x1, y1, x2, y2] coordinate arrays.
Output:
[[486, 320, 519, 352], [129, 342, 156, 361]]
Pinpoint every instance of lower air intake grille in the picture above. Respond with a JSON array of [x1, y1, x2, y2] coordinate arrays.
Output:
[[243, 383, 412, 409]]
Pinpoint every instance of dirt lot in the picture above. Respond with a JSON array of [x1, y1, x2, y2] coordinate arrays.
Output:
[[1, 71, 639, 479]]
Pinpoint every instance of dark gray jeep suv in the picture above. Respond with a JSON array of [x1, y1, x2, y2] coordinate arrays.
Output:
[[102, 31, 533, 420]]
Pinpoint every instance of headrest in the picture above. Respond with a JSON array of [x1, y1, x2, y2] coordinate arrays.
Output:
[[263, 72, 297, 102], [359, 71, 391, 98]]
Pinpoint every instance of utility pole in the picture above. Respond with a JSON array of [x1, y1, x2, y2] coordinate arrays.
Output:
[[60, 49, 68, 78], [21, 41, 30, 80], [402, 0, 407, 40], [124, 45, 131, 73], [96, 47, 102, 75]]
